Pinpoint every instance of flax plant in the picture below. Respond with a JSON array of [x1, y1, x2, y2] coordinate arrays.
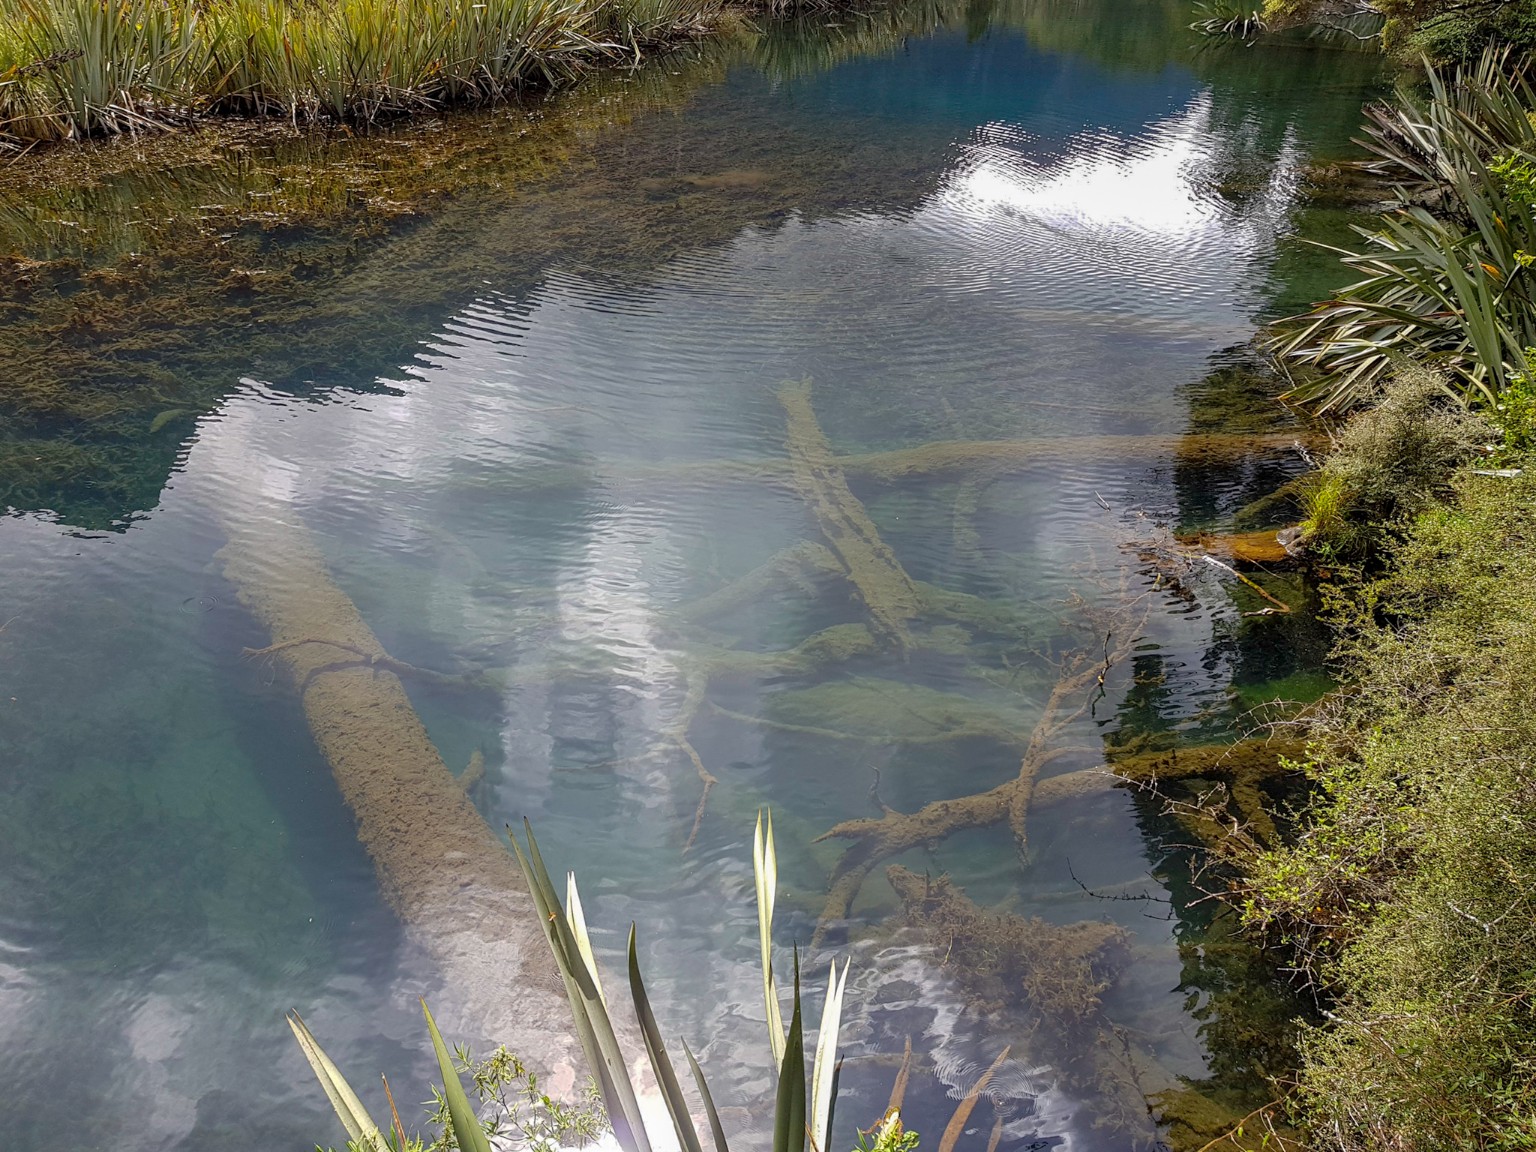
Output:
[[1272, 49, 1536, 411], [0, 0, 714, 147], [292, 810, 851, 1152], [0, 0, 203, 139]]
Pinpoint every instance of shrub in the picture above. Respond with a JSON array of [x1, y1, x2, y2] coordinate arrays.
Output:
[[1242, 470, 1536, 1152], [1296, 362, 1490, 559]]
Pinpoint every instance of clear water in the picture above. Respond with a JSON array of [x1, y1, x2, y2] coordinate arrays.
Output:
[[0, 4, 1382, 1150]]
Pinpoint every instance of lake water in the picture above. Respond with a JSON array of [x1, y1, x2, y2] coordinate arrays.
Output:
[[0, 4, 1382, 1150]]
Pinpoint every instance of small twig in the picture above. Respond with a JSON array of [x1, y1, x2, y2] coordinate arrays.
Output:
[[1202, 554, 1292, 613], [1065, 858, 1169, 904], [1192, 1100, 1283, 1152], [869, 766, 896, 816]]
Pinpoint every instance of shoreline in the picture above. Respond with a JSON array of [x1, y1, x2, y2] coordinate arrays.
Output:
[[0, 0, 870, 154]]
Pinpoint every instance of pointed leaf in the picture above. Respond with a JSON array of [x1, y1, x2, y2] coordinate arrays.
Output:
[[755, 809, 785, 1067], [286, 1011, 386, 1152], [422, 1001, 493, 1152], [684, 1041, 732, 1152], [773, 952, 807, 1152], [510, 822, 651, 1152], [628, 926, 705, 1152], [568, 870, 605, 1005], [808, 958, 849, 1152]]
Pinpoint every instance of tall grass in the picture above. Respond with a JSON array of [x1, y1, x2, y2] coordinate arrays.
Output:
[[0, 0, 729, 145]]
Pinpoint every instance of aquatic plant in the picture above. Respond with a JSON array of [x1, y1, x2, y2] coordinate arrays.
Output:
[[1271, 49, 1536, 411], [294, 812, 855, 1152]]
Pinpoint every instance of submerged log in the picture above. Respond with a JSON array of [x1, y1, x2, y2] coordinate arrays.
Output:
[[442, 432, 1309, 504], [778, 378, 923, 653], [216, 505, 586, 1090]]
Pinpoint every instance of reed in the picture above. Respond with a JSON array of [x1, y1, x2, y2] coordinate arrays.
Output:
[[0, 0, 734, 146]]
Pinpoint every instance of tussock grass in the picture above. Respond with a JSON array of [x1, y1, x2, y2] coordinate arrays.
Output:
[[0, 0, 738, 146]]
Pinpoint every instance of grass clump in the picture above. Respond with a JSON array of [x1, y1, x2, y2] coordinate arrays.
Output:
[[1295, 362, 1490, 560], [0, 0, 738, 146], [1241, 468, 1536, 1151]]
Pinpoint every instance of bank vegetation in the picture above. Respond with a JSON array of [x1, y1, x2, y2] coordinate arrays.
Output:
[[1223, 44, 1536, 1152], [0, 0, 836, 148]]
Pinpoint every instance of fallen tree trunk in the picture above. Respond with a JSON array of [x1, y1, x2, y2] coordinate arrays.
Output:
[[216, 503, 587, 1092], [778, 378, 924, 653]]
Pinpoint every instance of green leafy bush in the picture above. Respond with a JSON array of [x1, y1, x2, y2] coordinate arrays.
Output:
[[1296, 362, 1490, 560], [1242, 470, 1536, 1152], [1489, 351, 1536, 459]]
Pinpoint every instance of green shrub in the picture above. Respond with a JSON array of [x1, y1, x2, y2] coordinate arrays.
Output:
[[1296, 362, 1490, 559], [1490, 352, 1536, 459], [1242, 470, 1536, 1152]]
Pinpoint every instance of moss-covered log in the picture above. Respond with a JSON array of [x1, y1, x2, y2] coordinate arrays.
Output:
[[778, 378, 923, 653]]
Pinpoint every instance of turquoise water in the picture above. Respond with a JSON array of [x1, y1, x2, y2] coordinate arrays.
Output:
[[0, 5, 1382, 1150]]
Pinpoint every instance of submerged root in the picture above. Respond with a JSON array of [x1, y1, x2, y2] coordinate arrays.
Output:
[[812, 613, 1140, 940], [886, 866, 1160, 1145], [1108, 736, 1307, 852], [778, 378, 923, 653]]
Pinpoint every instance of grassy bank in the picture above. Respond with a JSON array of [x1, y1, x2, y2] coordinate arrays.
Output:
[[1239, 464, 1536, 1150], [0, 0, 823, 147], [1218, 43, 1536, 1152]]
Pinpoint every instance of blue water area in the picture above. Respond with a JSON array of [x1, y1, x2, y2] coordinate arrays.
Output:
[[0, 5, 1381, 1150]]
